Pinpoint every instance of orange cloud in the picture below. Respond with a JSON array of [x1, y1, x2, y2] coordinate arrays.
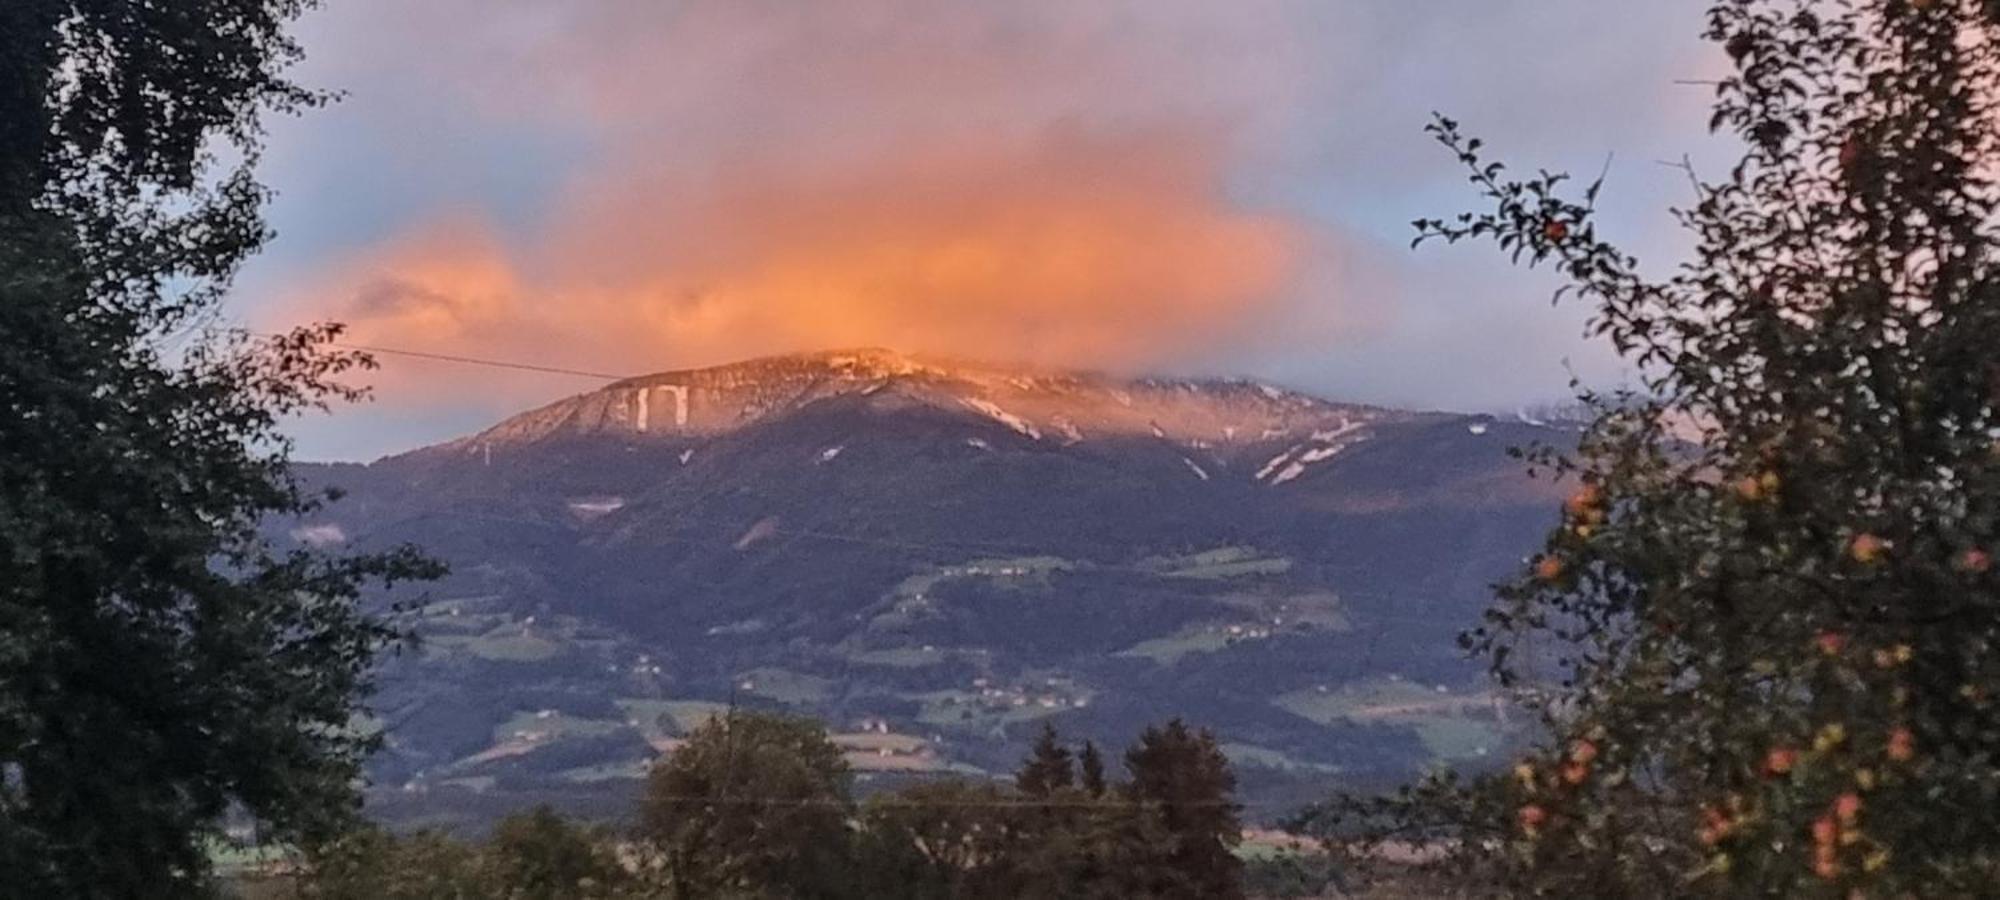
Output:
[[254, 0, 1733, 459], [279, 130, 1315, 395], [264, 0, 1361, 403]]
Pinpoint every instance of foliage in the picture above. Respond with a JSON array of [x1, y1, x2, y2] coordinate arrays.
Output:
[[1240, 852, 1350, 899], [487, 805, 634, 900], [0, 0, 441, 896], [1078, 740, 1109, 797], [634, 710, 855, 898], [860, 720, 1242, 899], [295, 808, 630, 900], [853, 779, 1039, 899], [292, 716, 1250, 898], [296, 827, 496, 900], [1121, 719, 1245, 899], [1303, 0, 2000, 895], [1016, 722, 1076, 797]]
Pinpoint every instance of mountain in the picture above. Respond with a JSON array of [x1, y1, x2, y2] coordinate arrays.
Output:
[[294, 348, 1569, 827]]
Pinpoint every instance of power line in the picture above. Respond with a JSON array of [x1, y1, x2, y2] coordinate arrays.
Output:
[[641, 794, 1238, 810], [330, 340, 630, 381], [241, 328, 631, 381]]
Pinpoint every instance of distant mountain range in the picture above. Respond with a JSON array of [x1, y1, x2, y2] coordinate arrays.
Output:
[[293, 348, 1571, 828]]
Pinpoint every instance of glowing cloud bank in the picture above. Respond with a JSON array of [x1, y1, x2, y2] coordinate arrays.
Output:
[[274, 0, 1344, 393]]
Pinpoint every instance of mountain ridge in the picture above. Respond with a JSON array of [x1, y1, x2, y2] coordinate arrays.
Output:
[[423, 347, 1433, 489], [297, 348, 1564, 829]]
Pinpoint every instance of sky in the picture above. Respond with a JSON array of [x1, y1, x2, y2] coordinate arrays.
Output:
[[240, 0, 1733, 461]]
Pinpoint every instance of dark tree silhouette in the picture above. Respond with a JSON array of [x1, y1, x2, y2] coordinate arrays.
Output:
[[0, 1, 439, 894], [637, 710, 854, 897], [1124, 719, 1243, 899], [1016, 722, 1077, 797], [1079, 739, 1109, 798]]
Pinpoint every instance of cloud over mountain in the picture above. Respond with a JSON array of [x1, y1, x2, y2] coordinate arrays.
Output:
[[270, 0, 1352, 396], [249, 0, 1723, 459]]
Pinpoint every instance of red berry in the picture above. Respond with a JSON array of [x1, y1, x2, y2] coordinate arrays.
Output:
[[1887, 727, 1916, 762]]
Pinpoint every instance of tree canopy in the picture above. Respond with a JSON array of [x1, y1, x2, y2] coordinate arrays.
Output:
[[1017, 723, 1077, 797], [0, 1, 439, 894], [636, 710, 855, 897], [1305, 0, 2000, 894]]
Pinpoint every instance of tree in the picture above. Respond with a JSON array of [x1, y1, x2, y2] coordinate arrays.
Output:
[[1078, 740, 1108, 798], [294, 808, 632, 900], [853, 780, 1033, 900], [1122, 720, 1243, 899], [1016, 723, 1075, 797], [1008, 726, 1107, 897], [0, 1, 439, 895], [636, 710, 855, 897], [853, 722, 1248, 900], [1307, 0, 2000, 894], [296, 827, 495, 900], [486, 805, 632, 900]]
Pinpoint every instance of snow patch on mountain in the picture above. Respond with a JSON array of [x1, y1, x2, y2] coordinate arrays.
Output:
[[1255, 452, 1293, 482], [568, 497, 626, 520], [291, 523, 347, 546], [662, 385, 689, 428], [633, 384, 692, 433], [1269, 462, 1313, 485], [824, 351, 927, 378], [1255, 418, 1372, 486], [1296, 445, 1346, 466], [961, 398, 1040, 439], [1310, 422, 1367, 443]]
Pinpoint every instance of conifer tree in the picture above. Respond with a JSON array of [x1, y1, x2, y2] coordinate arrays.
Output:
[[1124, 720, 1243, 899], [1079, 740, 1109, 798], [1016, 722, 1076, 797]]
